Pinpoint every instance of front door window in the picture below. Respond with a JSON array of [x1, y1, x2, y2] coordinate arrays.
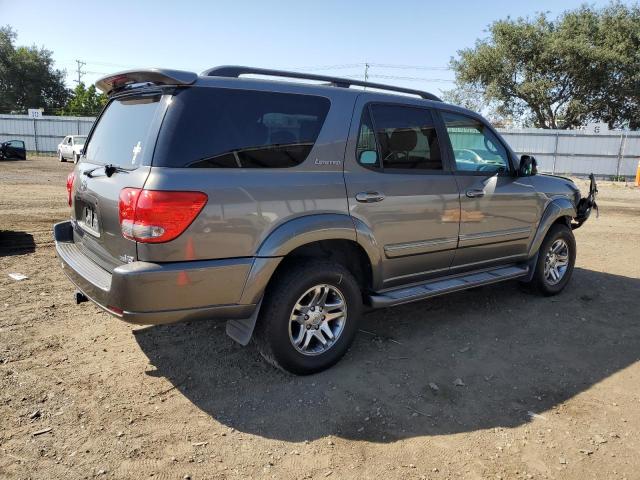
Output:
[[442, 112, 510, 174]]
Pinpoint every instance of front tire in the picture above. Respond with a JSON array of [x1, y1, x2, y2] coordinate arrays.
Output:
[[254, 260, 362, 375], [58, 151, 66, 162], [528, 223, 576, 295]]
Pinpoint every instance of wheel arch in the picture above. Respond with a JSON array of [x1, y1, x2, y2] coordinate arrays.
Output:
[[253, 213, 382, 289], [227, 214, 381, 346], [528, 197, 576, 258]]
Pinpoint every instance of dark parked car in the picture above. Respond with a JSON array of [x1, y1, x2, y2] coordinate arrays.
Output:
[[0, 140, 26, 160], [54, 66, 597, 374]]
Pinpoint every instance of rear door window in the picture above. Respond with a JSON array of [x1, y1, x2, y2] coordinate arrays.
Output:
[[154, 87, 331, 168], [84, 95, 162, 168], [357, 104, 443, 171]]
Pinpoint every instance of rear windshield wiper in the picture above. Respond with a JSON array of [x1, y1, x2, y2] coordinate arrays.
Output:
[[83, 164, 129, 178]]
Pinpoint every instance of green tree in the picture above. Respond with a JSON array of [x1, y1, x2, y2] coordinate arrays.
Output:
[[63, 82, 107, 116], [441, 82, 514, 128], [449, 3, 640, 129], [0, 26, 69, 114]]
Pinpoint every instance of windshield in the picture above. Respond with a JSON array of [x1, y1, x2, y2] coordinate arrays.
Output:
[[84, 95, 162, 168]]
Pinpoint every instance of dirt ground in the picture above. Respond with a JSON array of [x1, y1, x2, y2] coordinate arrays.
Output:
[[1, 156, 639, 480]]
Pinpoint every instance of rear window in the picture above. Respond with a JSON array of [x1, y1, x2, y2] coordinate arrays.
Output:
[[84, 95, 162, 169], [154, 87, 331, 168]]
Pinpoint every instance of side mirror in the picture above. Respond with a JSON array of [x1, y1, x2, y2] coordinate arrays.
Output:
[[519, 155, 538, 176], [359, 150, 378, 165]]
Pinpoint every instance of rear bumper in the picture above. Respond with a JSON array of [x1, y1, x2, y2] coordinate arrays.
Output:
[[53, 221, 259, 325]]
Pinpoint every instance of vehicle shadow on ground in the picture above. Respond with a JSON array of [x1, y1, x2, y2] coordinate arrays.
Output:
[[0, 231, 35, 257], [135, 267, 640, 443]]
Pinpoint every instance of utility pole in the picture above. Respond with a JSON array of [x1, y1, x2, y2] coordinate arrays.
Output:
[[74, 59, 86, 85], [363, 63, 369, 91]]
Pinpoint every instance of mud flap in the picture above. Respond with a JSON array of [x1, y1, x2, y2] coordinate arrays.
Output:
[[572, 173, 598, 229], [521, 253, 539, 283], [225, 299, 262, 346]]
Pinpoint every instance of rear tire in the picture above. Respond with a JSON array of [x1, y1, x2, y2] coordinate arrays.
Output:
[[528, 223, 576, 296], [254, 260, 362, 375], [59, 151, 66, 162], [74, 154, 80, 164]]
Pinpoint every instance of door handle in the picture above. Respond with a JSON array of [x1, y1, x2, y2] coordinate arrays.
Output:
[[466, 189, 485, 198], [355, 191, 385, 203]]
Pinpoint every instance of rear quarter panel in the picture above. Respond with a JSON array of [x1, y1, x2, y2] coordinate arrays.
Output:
[[137, 85, 357, 262]]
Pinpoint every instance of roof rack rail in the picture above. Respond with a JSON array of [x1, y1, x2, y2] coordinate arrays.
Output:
[[202, 65, 442, 102]]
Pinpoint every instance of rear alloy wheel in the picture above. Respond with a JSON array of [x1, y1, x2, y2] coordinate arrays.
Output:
[[529, 223, 576, 295], [74, 154, 80, 164], [254, 260, 362, 374], [59, 151, 66, 162], [289, 284, 347, 356]]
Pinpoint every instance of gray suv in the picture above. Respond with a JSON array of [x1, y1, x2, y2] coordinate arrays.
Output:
[[54, 66, 597, 374]]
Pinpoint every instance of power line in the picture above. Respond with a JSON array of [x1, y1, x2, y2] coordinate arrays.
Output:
[[292, 63, 365, 71], [291, 63, 452, 72], [367, 74, 454, 83], [368, 63, 451, 71]]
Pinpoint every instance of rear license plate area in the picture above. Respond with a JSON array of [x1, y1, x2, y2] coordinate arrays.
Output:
[[79, 205, 100, 237]]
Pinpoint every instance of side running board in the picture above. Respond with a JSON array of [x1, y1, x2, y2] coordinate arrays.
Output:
[[368, 264, 529, 308]]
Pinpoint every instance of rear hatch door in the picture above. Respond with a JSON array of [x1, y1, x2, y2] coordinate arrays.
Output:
[[72, 91, 169, 271]]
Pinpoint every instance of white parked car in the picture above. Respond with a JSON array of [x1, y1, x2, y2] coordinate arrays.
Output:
[[57, 135, 86, 163]]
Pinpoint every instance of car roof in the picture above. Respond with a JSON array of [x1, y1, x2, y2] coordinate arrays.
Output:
[[192, 75, 481, 117], [95, 66, 484, 120]]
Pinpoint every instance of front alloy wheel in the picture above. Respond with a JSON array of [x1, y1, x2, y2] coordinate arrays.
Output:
[[543, 239, 570, 285], [528, 223, 576, 295]]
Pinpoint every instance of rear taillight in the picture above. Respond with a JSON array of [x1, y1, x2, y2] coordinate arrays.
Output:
[[66, 172, 76, 207], [118, 188, 207, 243]]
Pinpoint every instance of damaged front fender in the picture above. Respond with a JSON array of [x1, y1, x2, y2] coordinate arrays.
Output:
[[572, 173, 599, 230]]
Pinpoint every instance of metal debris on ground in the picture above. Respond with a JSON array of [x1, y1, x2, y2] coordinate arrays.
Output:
[[8, 272, 28, 281], [527, 411, 548, 420]]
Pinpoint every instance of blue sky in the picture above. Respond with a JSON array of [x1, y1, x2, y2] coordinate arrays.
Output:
[[1, 0, 627, 95]]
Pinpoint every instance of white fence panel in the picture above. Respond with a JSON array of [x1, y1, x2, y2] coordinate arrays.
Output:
[[0, 114, 95, 153], [1, 114, 639, 178], [498, 128, 640, 178]]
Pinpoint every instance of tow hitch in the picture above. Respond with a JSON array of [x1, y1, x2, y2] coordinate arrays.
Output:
[[572, 173, 598, 229]]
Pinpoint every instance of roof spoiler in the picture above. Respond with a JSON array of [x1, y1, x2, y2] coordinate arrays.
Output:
[[96, 69, 198, 95]]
